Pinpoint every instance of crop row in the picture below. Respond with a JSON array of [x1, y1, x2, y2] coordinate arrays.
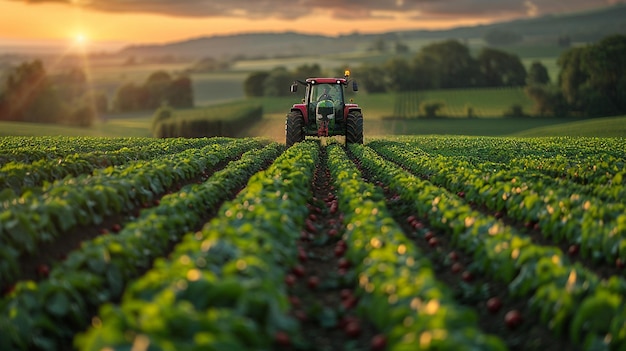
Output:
[[0, 137, 234, 195], [74, 141, 318, 350], [389, 135, 626, 162], [327, 143, 507, 350], [0, 139, 262, 288], [368, 140, 626, 266], [351, 143, 626, 350], [386, 136, 625, 186], [0, 142, 284, 351]]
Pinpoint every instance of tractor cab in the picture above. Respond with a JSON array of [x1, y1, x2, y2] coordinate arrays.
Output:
[[307, 83, 344, 131], [286, 71, 363, 146]]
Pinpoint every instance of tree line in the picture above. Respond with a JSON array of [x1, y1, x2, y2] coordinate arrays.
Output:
[[530, 34, 626, 117], [0, 61, 106, 126], [243, 41, 541, 97], [244, 34, 626, 118], [0, 61, 194, 127], [114, 71, 193, 112]]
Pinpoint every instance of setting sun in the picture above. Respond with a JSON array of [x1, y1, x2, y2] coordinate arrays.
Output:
[[74, 33, 87, 45]]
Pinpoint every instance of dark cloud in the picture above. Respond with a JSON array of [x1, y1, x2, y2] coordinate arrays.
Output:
[[412, 0, 615, 18], [10, 0, 617, 20]]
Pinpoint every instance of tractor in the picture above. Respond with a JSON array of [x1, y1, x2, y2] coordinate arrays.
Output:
[[285, 70, 363, 147]]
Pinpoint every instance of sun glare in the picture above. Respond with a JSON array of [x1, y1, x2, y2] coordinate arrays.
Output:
[[74, 33, 88, 46]]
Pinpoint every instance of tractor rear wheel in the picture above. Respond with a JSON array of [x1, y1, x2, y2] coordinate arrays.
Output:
[[346, 111, 363, 144], [286, 111, 305, 147]]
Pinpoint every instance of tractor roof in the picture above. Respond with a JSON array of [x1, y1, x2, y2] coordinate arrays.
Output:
[[305, 78, 348, 85]]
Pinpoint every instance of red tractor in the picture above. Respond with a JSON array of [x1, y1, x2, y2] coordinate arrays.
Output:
[[285, 70, 363, 147]]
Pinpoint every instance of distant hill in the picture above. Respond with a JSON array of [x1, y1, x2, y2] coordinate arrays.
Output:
[[118, 32, 367, 60], [414, 3, 626, 42], [118, 3, 626, 59]]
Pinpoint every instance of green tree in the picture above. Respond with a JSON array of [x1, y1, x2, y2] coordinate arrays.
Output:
[[0, 92, 6, 118], [112, 71, 193, 112], [113, 82, 146, 112], [420, 101, 445, 118], [582, 34, 626, 115], [477, 48, 527, 87], [502, 104, 526, 118], [414, 40, 481, 89], [354, 64, 387, 93], [558, 34, 626, 116], [525, 85, 569, 117], [293, 64, 322, 79], [243, 71, 269, 97], [0, 60, 64, 123], [167, 76, 193, 108], [143, 71, 172, 109], [527, 61, 551, 85], [385, 57, 415, 92], [263, 67, 293, 97], [557, 47, 588, 112]]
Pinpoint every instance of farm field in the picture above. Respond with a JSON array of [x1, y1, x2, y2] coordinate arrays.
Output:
[[510, 115, 626, 137], [0, 135, 625, 351], [0, 114, 154, 138]]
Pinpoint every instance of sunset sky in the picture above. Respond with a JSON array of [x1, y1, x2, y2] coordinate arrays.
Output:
[[0, 0, 618, 51]]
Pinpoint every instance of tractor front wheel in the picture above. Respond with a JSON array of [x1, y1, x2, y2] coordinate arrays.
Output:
[[286, 111, 305, 147], [346, 111, 363, 144]]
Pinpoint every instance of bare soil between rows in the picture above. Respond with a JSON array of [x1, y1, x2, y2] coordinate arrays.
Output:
[[279, 145, 382, 350]]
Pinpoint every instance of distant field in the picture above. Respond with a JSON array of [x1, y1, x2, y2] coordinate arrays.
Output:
[[0, 113, 153, 138], [510, 115, 626, 137], [383, 88, 534, 118], [366, 117, 576, 138]]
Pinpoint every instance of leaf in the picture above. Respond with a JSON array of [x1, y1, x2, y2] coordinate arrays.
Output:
[[570, 292, 620, 344], [46, 291, 70, 317], [106, 264, 124, 297], [0, 188, 16, 202], [86, 254, 106, 274]]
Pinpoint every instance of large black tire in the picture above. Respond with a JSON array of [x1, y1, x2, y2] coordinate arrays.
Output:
[[345, 110, 363, 144], [285, 111, 305, 147]]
